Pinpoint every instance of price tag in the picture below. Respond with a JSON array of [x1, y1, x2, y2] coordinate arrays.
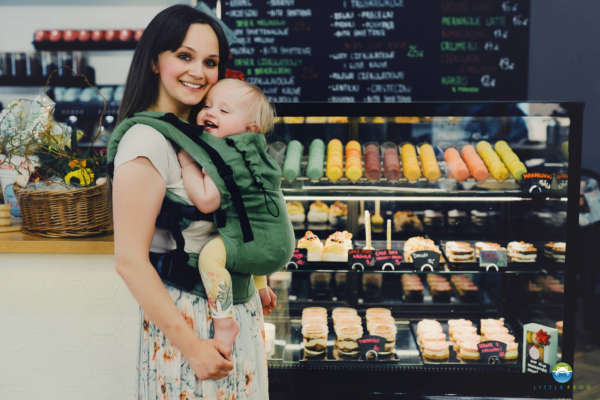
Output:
[[479, 249, 507, 271], [357, 335, 386, 361], [521, 172, 553, 196], [287, 248, 306, 269], [374, 249, 403, 270], [478, 340, 507, 364], [348, 249, 374, 271], [411, 251, 440, 271]]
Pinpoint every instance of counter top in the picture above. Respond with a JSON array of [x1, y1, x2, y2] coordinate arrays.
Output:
[[0, 231, 114, 254]]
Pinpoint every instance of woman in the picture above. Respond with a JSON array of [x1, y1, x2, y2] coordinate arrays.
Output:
[[112, 5, 270, 399]]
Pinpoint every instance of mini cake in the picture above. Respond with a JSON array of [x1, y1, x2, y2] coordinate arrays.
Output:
[[426, 274, 452, 302], [423, 209, 444, 228], [307, 200, 330, 225], [286, 201, 306, 224], [422, 341, 450, 361], [302, 323, 329, 359], [264, 322, 276, 359], [368, 323, 397, 357], [328, 201, 348, 226], [332, 307, 358, 320], [325, 230, 353, 250], [544, 241, 566, 263], [366, 307, 392, 319], [450, 275, 479, 301], [334, 324, 363, 360], [471, 209, 492, 227], [503, 341, 519, 361], [445, 241, 475, 263], [393, 210, 423, 233], [404, 236, 443, 263], [457, 339, 480, 361], [401, 274, 425, 302], [297, 231, 323, 262], [507, 241, 538, 263], [447, 209, 467, 227]]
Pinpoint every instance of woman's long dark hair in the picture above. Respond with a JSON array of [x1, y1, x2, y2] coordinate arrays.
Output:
[[117, 5, 230, 124]]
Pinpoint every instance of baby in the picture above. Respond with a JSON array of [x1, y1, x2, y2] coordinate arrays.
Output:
[[177, 78, 277, 354]]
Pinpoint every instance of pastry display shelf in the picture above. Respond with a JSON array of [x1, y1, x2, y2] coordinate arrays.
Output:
[[283, 266, 548, 275]]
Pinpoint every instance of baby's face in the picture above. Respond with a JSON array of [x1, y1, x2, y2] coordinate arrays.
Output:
[[197, 80, 255, 138]]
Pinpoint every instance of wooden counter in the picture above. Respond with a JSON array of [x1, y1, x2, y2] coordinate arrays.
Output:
[[0, 230, 114, 254]]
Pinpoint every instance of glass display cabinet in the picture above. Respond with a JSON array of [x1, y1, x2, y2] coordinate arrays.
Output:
[[263, 102, 582, 399]]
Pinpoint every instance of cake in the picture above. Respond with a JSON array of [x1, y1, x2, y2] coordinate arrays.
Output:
[[423, 209, 444, 228], [302, 323, 329, 359], [264, 322, 276, 359], [286, 201, 305, 224], [322, 231, 352, 262], [422, 341, 450, 361], [307, 200, 329, 225], [404, 236, 442, 263], [368, 322, 397, 357], [507, 241, 538, 263], [297, 231, 323, 262], [445, 241, 475, 263], [393, 210, 423, 233], [334, 324, 363, 359], [544, 241, 566, 263], [401, 274, 425, 302], [328, 201, 348, 226], [447, 209, 467, 227]]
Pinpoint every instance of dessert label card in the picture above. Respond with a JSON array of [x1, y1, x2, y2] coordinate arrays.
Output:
[[478, 340, 507, 364], [479, 249, 508, 270], [522, 323, 558, 374], [374, 249, 403, 270], [287, 248, 307, 269], [358, 335, 386, 361], [412, 250, 440, 271], [349, 249, 374, 271]]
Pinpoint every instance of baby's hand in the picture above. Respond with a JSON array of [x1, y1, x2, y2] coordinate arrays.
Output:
[[177, 150, 195, 168]]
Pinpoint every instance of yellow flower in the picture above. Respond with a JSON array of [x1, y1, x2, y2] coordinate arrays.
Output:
[[64, 168, 95, 186]]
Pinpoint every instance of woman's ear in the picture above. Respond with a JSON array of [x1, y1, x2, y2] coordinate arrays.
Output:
[[151, 62, 159, 74]]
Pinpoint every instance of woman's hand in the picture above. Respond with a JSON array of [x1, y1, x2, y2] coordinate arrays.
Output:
[[186, 338, 234, 380], [258, 286, 277, 315]]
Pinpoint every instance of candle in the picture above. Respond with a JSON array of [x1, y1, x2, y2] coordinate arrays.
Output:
[[364, 210, 373, 249], [386, 219, 391, 250]]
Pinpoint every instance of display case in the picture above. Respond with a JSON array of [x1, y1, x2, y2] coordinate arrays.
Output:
[[263, 102, 582, 399]]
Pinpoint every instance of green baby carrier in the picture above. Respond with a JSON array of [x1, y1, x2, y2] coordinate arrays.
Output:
[[107, 111, 295, 302]]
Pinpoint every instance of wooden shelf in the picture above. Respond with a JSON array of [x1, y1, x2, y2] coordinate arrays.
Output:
[[0, 230, 113, 254]]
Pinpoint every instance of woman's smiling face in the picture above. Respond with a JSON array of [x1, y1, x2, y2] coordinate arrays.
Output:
[[152, 23, 220, 120]]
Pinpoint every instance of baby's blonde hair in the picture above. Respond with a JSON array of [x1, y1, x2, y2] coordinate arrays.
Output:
[[218, 78, 275, 134]]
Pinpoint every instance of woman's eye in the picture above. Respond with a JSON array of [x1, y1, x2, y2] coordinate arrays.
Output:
[[177, 53, 191, 61], [220, 109, 229, 114], [205, 59, 218, 67]]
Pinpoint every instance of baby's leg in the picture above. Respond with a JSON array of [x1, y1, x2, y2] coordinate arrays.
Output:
[[198, 236, 239, 356]]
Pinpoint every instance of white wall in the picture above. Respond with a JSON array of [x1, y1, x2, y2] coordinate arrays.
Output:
[[0, 254, 139, 399]]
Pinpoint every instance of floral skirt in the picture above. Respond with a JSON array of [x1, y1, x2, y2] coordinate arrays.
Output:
[[137, 285, 269, 400]]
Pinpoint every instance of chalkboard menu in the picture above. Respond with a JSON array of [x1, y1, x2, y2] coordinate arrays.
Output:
[[221, 0, 529, 102]]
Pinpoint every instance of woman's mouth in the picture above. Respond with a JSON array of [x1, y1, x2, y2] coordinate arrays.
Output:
[[180, 80, 203, 89]]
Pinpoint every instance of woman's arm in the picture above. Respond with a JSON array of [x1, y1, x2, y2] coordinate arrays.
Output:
[[112, 156, 234, 376], [178, 150, 221, 213]]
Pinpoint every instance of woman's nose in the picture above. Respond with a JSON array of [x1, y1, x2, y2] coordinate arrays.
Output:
[[188, 60, 205, 80]]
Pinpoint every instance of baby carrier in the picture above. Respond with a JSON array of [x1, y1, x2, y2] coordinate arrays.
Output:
[[107, 112, 295, 299]]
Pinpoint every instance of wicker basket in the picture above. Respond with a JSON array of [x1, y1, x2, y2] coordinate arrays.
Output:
[[14, 180, 113, 238]]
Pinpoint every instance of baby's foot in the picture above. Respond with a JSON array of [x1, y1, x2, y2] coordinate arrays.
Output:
[[213, 317, 240, 358]]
